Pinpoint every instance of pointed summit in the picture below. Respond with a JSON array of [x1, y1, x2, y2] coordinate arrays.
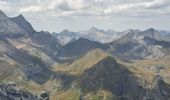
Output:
[[0, 10, 27, 37], [88, 26, 99, 32], [145, 28, 156, 32], [17, 14, 25, 20], [61, 29, 70, 33], [0, 10, 8, 19], [11, 14, 35, 34]]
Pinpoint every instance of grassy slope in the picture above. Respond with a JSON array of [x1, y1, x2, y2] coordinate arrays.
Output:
[[126, 56, 170, 84], [1, 47, 170, 100], [51, 89, 80, 100], [53, 48, 108, 75], [51, 49, 112, 100]]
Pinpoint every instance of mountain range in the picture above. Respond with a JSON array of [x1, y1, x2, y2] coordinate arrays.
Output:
[[53, 27, 126, 45], [0, 10, 170, 100], [108, 28, 170, 60]]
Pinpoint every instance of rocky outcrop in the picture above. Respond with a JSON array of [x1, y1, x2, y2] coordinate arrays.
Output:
[[0, 84, 42, 100]]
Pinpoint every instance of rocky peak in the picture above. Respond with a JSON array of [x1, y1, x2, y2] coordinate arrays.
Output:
[[0, 10, 27, 37], [77, 37, 89, 42], [15, 14, 26, 22], [61, 29, 70, 33], [145, 28, 155, 32], [0, 10, 7, 19], [89, 26, 98, 31], [143, 28, 159, 35], [60, 29, 77, 36], [87, 27, 104, 33], [142, 28, 162, 40], [11, 14, 35, 34]]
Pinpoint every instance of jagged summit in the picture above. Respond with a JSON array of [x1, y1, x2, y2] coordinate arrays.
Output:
[[0, 10, 27, 37], [11, 14, 35, 34], [13, 14, 26, 22]]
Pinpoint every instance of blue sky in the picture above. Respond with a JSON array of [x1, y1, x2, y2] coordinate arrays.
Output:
[[0, 0, 170, 32]]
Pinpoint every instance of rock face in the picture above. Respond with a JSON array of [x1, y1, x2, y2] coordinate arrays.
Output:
[[0, 84, 41, 100], [0, 10, 27, 38], [30, 31, 61, 61], [0, 10, 60, 84], [11, 15, 35, 34], [0, 10, 8, 19], [57, 37, 109, 58]]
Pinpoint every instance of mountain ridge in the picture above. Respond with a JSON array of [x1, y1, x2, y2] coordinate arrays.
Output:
[[57, 37, 109, 58]]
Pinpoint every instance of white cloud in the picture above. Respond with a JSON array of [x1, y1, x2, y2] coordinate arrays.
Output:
[[17, 0, 85, 13], [0, 0, 170, 32], [20, 5, 44, 13], [1, 0, 170, 17]]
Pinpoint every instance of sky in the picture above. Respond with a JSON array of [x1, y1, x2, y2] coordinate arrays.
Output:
[[0, 0, 170, 32]]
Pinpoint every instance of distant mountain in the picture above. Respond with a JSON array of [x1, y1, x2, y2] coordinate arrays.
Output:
[[53, 29, 79, 45], [53, 27, 126, 45], [57, 37, 109, 58], [108, 28, 170, 59], [79, 27, 125, 43]]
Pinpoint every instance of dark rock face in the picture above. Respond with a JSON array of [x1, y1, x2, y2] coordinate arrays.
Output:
[[30, 31, 61, 61], [40, 92, 49, 100], [57, 38, 109, 58], [11, 15, 35, 34], [144, 36, 170, 48], [0, 84, 41, 100], [0, 10, 8, 19], [0, 10, 28, 38]]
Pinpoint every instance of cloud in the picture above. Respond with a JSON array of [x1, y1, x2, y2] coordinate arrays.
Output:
[[17, 0, 85, 13], [1, 0, 170, 17], [0, 0, 170, 32]]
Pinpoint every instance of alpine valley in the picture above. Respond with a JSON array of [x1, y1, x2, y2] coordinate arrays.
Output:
[[0, 10, 170, 100]]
